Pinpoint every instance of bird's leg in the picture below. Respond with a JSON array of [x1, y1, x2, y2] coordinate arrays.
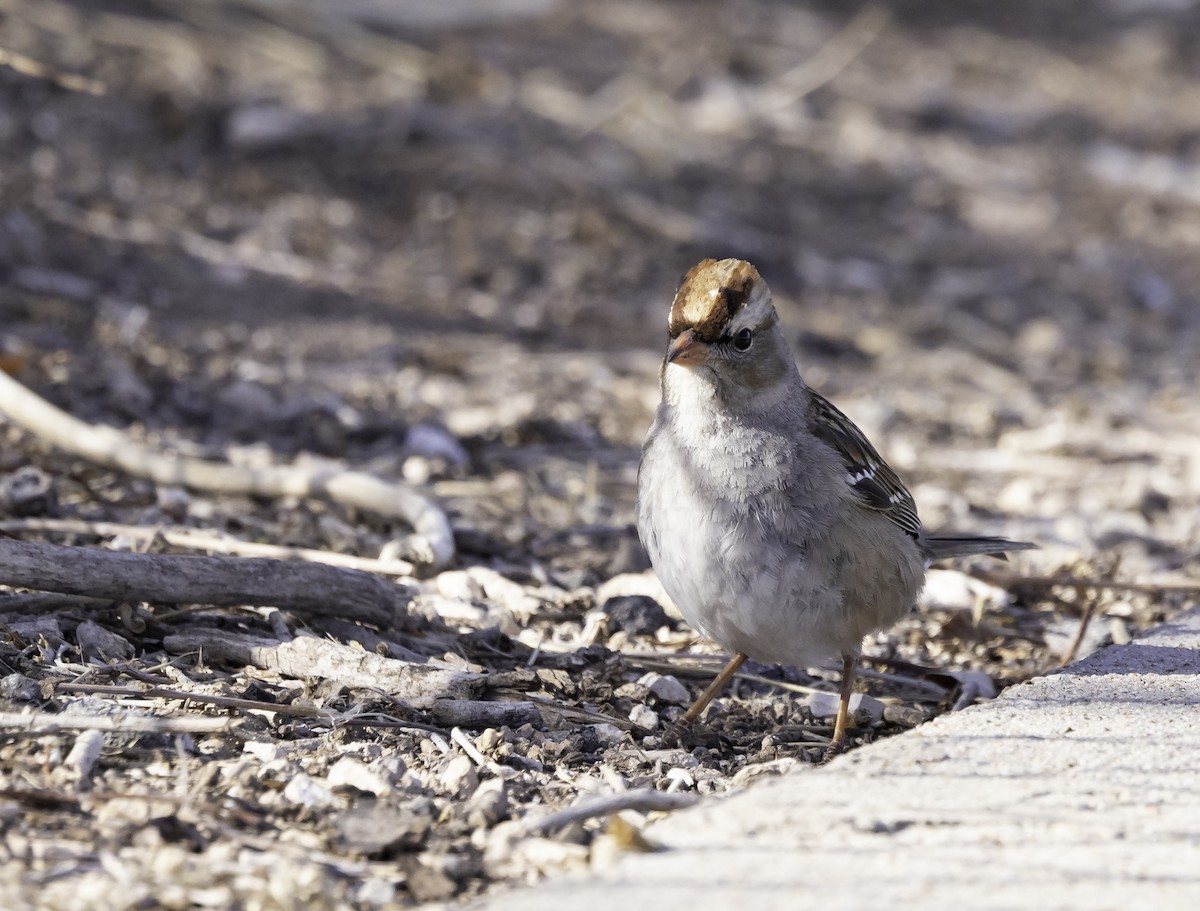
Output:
[[681, 651, 747, 723], [822, 651, 858, 763]]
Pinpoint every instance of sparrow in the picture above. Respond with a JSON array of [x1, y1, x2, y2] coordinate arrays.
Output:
[[636, 258, 1033, 759]]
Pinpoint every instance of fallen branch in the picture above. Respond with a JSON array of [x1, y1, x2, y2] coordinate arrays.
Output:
[[0, 538, 411, 628], [162, 632, 483, 706], [430, 699, 542, 729], [973, 568, 1200, 596], [0, 709, 239, 734], [0, 370, 454, 569], [0, 517, 417, 577], [0, 46, 106, 94], [0, 591, 113, 614], [56, 682, 333, 720]]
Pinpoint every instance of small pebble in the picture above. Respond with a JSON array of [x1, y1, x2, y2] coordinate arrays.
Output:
[[466, 778, 508, 828], [806, 692, 885, 724], [328, 758, 392, 797], [440, 755, 479, 797], [638, 672, 691, 706], [75, 620, 135, 662], [590, 723, 626, 748], [282, 773, 336, 809], [603, 595, 673, 635], [629, 704, 659, 732]]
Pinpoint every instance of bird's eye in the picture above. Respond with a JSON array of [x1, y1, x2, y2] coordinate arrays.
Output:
[[732, 328, 753, 351]]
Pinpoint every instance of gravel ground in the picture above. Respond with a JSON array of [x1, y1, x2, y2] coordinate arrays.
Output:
[[2, 1, 1199, 907]]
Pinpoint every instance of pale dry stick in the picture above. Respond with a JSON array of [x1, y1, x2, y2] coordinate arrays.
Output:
[[162, 632, 483, 705], [339, 711, 450, 737], [975, 567, 1200, 597], [519, 789, 697, 836], [975, 567, 1200, 668], [57, 681, 336, 721], [761, 4, 892, 110], [0, 517, 417, 577], [852, 666, 952, 699], [0, 46, 105, 94], [450, 726, 490, 767], [0, 371, 454, 569], [0, 538, 410, 628], [0, 710, 238, 734], [730, 671, 835, 699], [235, 0, 432, 84], [619, 652, 730, 680]]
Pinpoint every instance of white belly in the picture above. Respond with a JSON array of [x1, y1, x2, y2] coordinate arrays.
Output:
[[638, 415, 921, 667]]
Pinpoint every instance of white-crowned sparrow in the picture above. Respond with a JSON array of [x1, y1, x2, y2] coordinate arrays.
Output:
[[637, 258, 1033, 758]]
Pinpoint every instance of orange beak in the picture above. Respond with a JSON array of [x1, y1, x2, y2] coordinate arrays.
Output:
[[667, 329, 708, 367]]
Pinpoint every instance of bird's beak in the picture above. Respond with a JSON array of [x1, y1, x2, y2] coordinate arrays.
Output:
[[667, 329, 708, 367]]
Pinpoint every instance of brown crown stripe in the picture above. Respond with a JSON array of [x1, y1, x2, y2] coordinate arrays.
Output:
[[669, 259, 762, 341]]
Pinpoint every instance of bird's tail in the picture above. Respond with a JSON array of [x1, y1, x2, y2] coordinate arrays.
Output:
[[921, 535, 1036, 562]]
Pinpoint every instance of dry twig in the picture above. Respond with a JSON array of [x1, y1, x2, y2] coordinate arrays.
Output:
[[0, 370, 454, 569], [0, 517, 417, 577], [519, 789, 697, 836], [162, 632, 483, 706], [0, 538, 411, 627], [0, 709, 239, 734]]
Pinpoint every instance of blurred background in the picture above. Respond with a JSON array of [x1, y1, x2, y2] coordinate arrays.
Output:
[[4, 0, 1199, 580]]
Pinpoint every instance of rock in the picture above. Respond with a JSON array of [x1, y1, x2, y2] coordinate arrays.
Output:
[[0, 466, 56, 516], [465, 567, 542, 618], [75, 620, 134, 662], [440, 755, 479, 797], [216, 378, 279, 431], [806, 692, 886, 724], [590, 723, 626, 747], [942, 670, 999, 704], [603, 595, 673, 635], [405, 423, 468, 465], [883, 704, 929, 726], [435, 570, 485, 603], [484, 823, 591, 880], [466, 778, 508, 828], [628, 704, 659, 732], [225, 102, 317, 151], [412, 593, 489, 624], [60, 729, 106, 783], [282, 773, 337, 809], [0, 673, 41, 702], [396, 855, 458, 902], [7, 616, 64, 647], [337, 801, 431, 854], [596, 572, 680, 619], [328, 757, 393, 797], [919, 569, 1010, 616], [242, 742, 287, 763], [637, 672, 691, 706]]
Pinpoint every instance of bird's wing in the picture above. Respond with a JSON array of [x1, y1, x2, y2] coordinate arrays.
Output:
[[808, 390, 922, 540]]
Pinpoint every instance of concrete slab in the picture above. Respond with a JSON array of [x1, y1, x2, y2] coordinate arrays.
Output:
[[485, 606, 1200, 910]]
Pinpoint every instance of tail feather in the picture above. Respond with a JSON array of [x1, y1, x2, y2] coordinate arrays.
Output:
[[921, 535, 1036, 562]]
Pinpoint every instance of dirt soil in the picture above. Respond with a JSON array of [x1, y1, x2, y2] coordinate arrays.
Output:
[[2, 0, 1199, 908]]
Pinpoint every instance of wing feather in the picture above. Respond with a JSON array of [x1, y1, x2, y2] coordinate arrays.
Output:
[[808, 391, 922, 540]]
